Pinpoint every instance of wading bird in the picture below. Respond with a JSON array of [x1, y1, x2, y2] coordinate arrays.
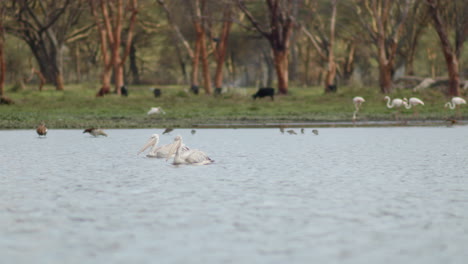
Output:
[[352, 96, 365, 122], [83, 128, 108, 137], [403, 97, 425, 117], [138, 134, 189, 159], [445, 97, 466, 109], [36, 122, 47, 136], [384, 96, 405, 120], [445, 97, 466, 118], [166, 136, 214, 165], [147, 107, 166, 115]]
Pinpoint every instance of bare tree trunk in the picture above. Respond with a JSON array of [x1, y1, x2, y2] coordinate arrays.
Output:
[[0, 13, 4, 98], [199, 24, 212, 94], [90, 0, 138, 96], [273, 49, 288, 94], [324, 0, 338, 93], [191, 26, 202, 93], [214, 7, 232, 91], [427, 0, 460, 96], [342, 43, 355, 83]]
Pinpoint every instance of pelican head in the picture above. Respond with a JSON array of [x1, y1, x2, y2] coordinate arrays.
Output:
[[138, 134, 159, 155], [166, 135, 183, 161]]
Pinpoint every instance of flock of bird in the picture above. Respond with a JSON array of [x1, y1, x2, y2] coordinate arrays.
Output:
[[352, 96, 466, 121], [34, 95, 465, 164], [137, 133, 214, 165], [36, 123, 213, 165]]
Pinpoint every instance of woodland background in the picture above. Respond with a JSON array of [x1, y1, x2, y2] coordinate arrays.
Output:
[[0, 0, 468, 102]]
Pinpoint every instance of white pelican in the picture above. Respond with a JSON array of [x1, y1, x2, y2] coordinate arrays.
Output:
[[36, 122, 47, 136], [352, 96, 365, 122], [147, 107, 166, 115], [138, 134, 188, 159], [403, 97, 424, 116], [83, 128, 108, 137], [166, 136, 214, 165], [445, 97, 466, 109]]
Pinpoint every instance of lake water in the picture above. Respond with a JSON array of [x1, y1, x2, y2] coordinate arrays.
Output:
[[1, 127, 468, 264]]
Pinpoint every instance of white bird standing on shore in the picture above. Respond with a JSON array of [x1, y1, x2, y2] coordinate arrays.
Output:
[[147, 107, 166, 115], [166, 136, 214, 165], [403, 97, 424, 116], [445, 97, 466, 109], [445, 97, 466, 118], [384, 96, 405, 120], [138, 134, 188, 158], [352, 96, 365, 122]]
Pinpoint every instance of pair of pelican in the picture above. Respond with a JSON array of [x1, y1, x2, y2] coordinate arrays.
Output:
[[138, 134, 213, 165]]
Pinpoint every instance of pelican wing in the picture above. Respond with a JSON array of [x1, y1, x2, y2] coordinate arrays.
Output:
[[185, 150, 213, 165]]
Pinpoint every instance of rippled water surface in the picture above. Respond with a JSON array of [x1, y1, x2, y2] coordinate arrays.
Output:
[[1, 127, 468, 264]]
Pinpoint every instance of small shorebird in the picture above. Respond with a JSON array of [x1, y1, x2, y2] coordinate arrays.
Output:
[[83, 128, 108, 137], [36, 122, 48, 136], [312, 129, 319, 135], [286, 130, 297, 135]]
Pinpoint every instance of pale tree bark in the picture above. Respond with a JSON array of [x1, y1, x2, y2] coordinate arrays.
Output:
[[426, 0, 468, 96], [354, 0, 411, 93], [237, 0, 296, 95], [323, 0, 338, 93], [89, 0, 138, 96]]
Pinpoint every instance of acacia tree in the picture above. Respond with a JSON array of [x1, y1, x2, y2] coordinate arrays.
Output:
[[213, 2, 233, 92], [189, 0, 212, 94], [5, 0, 85, 91], [89, 0, 138, 96], [157, 0, 194, 84], [426, 0, 468, 96], [399, 1, 430, 75], [237, 0, 296, 95], [302, 0, 339, 93], [353, 0, 411, 93]]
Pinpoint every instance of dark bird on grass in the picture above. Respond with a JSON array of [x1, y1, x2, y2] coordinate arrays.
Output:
[[36, 122, 48, 136], [312, 129, 319, 135], [83, 128, 108, 137], [191, 129, 196, 135], [286, 130, 297, 135], [163, 128, 174, 135]]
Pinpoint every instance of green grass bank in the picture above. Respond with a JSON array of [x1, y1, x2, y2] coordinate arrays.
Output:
[[0, 84, 466, 129]]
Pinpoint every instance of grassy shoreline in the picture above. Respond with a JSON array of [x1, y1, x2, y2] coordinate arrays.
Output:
[[1, 84, 466, 129]]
